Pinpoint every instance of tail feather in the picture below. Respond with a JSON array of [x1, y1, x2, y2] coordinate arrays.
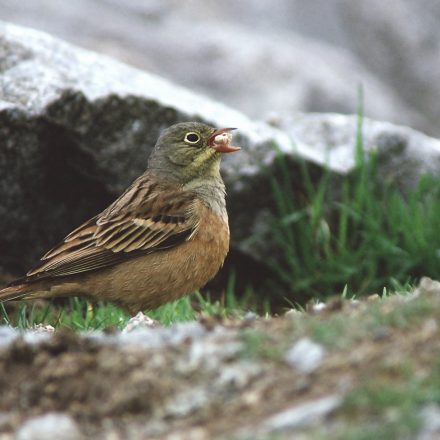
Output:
[[0, 284, 33, 303], [0, 280, 85, 304]]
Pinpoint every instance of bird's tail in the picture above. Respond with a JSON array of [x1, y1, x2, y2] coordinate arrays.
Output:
[[0, 284, 36, 303]]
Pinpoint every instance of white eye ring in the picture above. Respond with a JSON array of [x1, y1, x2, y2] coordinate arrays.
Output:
[[184, 132, 200, 144]]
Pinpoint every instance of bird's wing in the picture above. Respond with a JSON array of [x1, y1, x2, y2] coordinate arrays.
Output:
[[16, 177, 200, 283]]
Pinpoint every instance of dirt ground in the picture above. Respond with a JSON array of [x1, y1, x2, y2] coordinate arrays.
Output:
[[1, 280, 440, 439]]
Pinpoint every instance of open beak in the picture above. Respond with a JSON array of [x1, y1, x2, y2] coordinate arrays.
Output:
[[208, 127, 241, 153]]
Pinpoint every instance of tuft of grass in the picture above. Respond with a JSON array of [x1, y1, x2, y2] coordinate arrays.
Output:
[[147, 295, 198, 325], [366, 294, 433, 331], [1, 298, 130, 331], [269, 111, 440, 303], [289, 287, 438, 350], [341, 365, 427, 440], [0, 282, 257, 330], [240, 328, 283, 361]]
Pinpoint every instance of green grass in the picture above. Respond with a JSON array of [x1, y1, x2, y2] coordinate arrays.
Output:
[[269, 111, 440, 303], [240, 328, 284, 361], [0, 297, 175, 330], [342, 380, 422, 440], [0, 288, 255, 331], [340, 356, 440, 439], [288, 287, 432, 350], [1, 299, 130, 330]]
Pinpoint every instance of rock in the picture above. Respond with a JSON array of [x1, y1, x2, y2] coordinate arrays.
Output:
[[284, 338, 326, 373], [0, 0, 422, 133], [277, 112, 440, 191], [337, 0, 440, 138], [164, 361, 262, 418], [16, 413, 81, 440], [312, 302, 327, 313], [22, 331, 54, 345], [416, 277, 440, 297], [164, 387, 210, 419], [123, 312, 159, 332], [214, 361, 262, 390], [32, 324, 55, 334], [101, 321, 209, 349], [419, 404, 440, 440], [109, 15, 414, 126], [181, 331, 243, 372], [260, 394, 341, 433], [0, 326, 18, 348], [243, 311, 258, 322]]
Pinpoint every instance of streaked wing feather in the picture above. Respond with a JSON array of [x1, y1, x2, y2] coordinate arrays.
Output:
[[20, 179, 200, 283], [27, 249, 132, 279], [41, 217, 97, 260]]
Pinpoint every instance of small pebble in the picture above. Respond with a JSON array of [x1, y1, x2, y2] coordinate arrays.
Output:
[[32, 324, 55, 333], [285, 338, 325, 373], [419, 404, 440, 439], [285, 309, 302, 317], [312, 302, 327, 312], [16, 413, 81, 440], [0, 326, 18, 348], [243, 311, 258, 322], [262, 395, 341, 432], [123, 312, 159, 332]]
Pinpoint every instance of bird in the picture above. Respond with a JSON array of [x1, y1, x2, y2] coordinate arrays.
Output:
[[0, 122, 240, 314]]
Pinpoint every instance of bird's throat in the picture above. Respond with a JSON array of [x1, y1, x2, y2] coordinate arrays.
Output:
[[184, 176, 227, 221]]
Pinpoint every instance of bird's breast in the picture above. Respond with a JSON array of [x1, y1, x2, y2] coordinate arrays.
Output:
[[84, 203, 230, 311]]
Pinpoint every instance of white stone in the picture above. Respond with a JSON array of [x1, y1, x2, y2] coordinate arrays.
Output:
[[0, 326, 18, 348], [16, 413, 81, 440], [122, 312, 158, 332], [263, 395, 341, 432], [419, 404, 440, 439], [285, 338, 326, 373]]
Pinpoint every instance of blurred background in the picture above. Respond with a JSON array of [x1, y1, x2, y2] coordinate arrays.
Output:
[[1, 0, 439, 137]]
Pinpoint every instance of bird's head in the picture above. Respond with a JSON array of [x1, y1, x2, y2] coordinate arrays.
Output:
[[148, 122, 240, 184]]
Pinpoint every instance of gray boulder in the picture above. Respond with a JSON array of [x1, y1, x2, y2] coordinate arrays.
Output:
[[277, 112, 440, 190], [336, 0, 440, 138], [0, 0, 422, 132]]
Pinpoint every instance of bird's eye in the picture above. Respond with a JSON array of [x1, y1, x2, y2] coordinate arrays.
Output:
[[184, 132, 200, 144]]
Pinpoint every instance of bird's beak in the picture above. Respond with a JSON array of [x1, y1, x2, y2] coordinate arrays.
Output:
[[208, 128, 241, 153]]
